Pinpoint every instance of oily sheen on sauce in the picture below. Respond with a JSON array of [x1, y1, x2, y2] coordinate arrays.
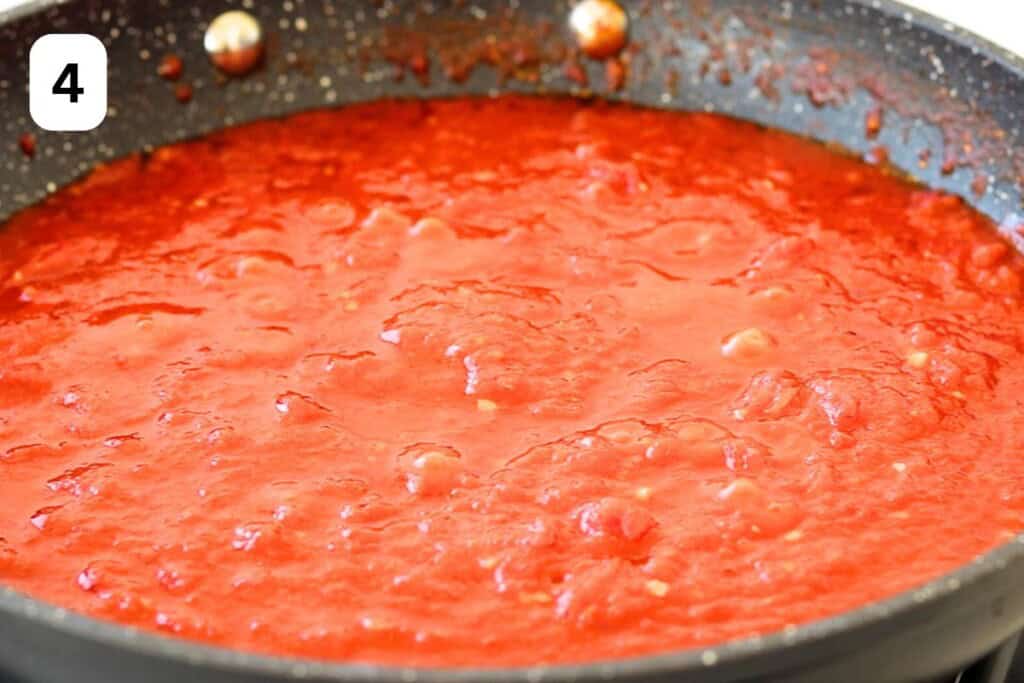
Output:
[[2, 97, 1024, 667]]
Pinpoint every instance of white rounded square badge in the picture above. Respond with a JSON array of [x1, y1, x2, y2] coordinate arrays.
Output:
[[29, 34, 108, 132]]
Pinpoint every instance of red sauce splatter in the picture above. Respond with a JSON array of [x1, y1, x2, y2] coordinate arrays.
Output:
[[972, 173, 989, 197], [157, 54, 183, 81], [408, 53, 430, 85], [1, 97, 1023, 667], [384, 35, 432, 87], [564, 59, 589, 87], [864, 105, 883, 139], [18, 133, 36, 159], [605, 57, 626, 91], [174, 83, 193, 104], [918, 148, 932, 169], [867, 145, 889, 165], [941, 152, 958, 176], [791, 51, 851, 108], [755, 62, 784, 102]]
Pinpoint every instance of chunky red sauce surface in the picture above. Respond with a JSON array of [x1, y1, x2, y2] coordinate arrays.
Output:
[[3, 97, 1024, 667]]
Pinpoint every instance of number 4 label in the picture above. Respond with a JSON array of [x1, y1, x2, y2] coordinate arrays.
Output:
[[53, 64, 86, 103], [30, 34, 107, 132]]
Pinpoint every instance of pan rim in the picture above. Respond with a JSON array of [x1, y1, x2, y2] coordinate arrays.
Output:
[[1, 0, 1024, 680]]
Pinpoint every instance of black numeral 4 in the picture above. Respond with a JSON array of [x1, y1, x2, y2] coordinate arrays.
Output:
[[52, 63, 85, 103]]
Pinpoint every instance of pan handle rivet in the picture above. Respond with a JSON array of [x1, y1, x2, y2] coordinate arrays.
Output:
[[569, 0, 629, 59], [204, 10, 264, 76]]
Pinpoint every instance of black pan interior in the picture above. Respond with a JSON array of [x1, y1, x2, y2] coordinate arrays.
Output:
[[1, 0, 1022, 226]]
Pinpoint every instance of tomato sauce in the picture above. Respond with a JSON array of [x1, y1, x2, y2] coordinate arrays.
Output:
[[2, 97, 1024, 667]]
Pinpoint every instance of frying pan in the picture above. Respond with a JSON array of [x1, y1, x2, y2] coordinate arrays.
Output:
[[1, 1, 1024, 681]]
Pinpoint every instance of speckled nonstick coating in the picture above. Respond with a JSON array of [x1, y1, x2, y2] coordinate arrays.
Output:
[[1, 1, 1024, 682]]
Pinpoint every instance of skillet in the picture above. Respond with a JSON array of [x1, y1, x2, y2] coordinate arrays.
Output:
[[1, 1, 1024, 681]]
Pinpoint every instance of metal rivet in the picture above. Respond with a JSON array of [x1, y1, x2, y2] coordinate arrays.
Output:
[[569, 0, 628, 59], [204, 10, 264, 76]]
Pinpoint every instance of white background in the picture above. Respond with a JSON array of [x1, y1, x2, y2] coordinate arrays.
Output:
[[898, 0, 1023, 55], [0, 1, 1021, 56]]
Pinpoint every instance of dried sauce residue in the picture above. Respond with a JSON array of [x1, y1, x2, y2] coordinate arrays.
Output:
[[382, 31, 431, 86], [790, 50, 853, 109], [377, 11, 566, 86], [633, 1, 1022, 201], [755, 63, 785, 102]]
